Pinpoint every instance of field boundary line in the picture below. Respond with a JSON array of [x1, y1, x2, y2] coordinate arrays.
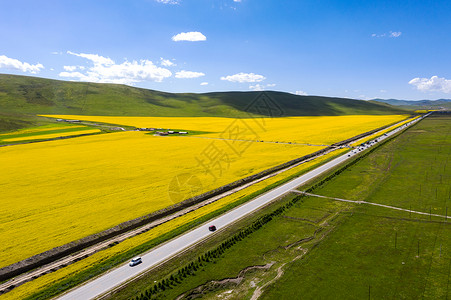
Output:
[[292, 191, 451, 220], [179, 135, 331, 147]]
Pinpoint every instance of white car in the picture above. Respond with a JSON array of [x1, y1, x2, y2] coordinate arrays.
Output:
[[129, 257, 142, 267]]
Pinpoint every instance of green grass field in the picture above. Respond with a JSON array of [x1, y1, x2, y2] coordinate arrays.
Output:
[[315, 114, 450, 214], [261, 114, 451, 299], [108, 114, 450, 300], [263, 204, 450, 299], [0, 112, 55, 133]]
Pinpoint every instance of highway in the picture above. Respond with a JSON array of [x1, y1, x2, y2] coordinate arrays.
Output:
[[57, 114, 427, 300]]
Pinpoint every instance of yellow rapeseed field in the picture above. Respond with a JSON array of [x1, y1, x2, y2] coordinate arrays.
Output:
[[2, 111, 409, 299], [0, 124, 85, 136], [0, 131, 323, 268], [0, 114, 408, 270], [42, 115, 408, 145], [2, 148, 348, 300], [2, 128, 101, 142]]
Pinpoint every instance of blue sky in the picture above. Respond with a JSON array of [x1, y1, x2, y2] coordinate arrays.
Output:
[[1, 0, 451, 100]]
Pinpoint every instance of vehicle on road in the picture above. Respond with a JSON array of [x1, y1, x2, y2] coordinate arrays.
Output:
[[129, 257, 142, 267], [208, 225, 217, 232]]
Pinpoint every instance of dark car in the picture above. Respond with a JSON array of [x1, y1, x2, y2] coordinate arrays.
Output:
[[209, 225, 216, 232], [129, 257, 142, 267]]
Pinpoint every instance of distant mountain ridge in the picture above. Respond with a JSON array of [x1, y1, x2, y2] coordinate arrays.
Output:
[[373, 98, 451, 107], [0, 74, 408, 117], [0, 74, 410, 132]]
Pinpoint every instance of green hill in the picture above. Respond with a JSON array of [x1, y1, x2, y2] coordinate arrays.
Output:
[[0, 74, 409, 131], [373, 98, 451, 109]]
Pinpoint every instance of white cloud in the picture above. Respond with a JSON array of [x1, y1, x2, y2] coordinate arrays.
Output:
[[160, 58, 175, 67], [221, 72, 265, 83], [295, 90, 308, 96], [249, 84, 265, 91], [63, 65, 78, 71], [175, 70, 205, 79], [233, 0, 242, 2], [249, 83, 276, 91], [0, 55, 44, 74], [67, 51, 114, 66], [59, 71, 89, 80], [51, 51, 62, 55], [358, 95, 372, 100], [172, 32, 207, 42], [409, 76, 451, 93], [200, 82, 209, 86], [372, 31, 402, 38], [61, 51, 172, 84], [156, 0, 180, 3]]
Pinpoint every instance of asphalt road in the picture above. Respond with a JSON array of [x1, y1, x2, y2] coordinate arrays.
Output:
[[57, 114, 427, 300]]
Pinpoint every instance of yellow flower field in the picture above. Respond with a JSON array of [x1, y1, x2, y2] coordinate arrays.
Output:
[[0, 131, 324, 268], [2, 128, 101, 142], [0, 124, 85, 136], [0, 113, 412, 299], [0, 114, 409, 270], [42, 115, 408, 145], [2, 148, 348, 300]]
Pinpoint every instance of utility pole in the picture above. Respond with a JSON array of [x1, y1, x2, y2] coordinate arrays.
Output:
[[446, 207, 448, 223]]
